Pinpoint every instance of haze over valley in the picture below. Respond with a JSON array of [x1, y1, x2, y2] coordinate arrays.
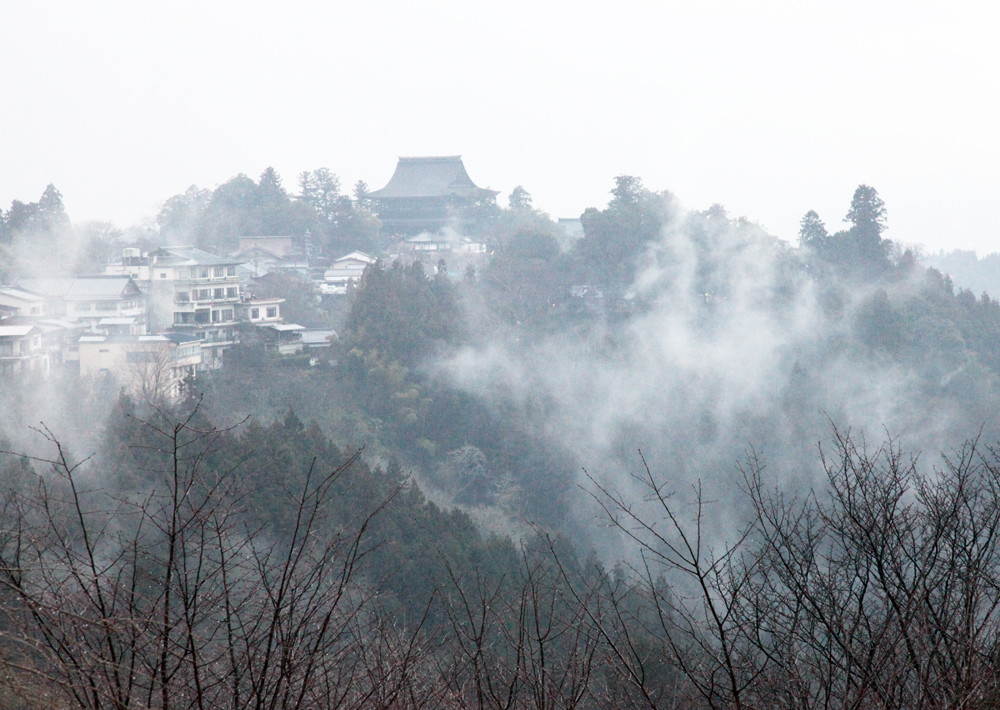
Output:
[[3, 3, 1000, 707]]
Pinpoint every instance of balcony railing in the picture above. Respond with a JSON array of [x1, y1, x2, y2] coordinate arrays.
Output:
[[175, 295, 240, 305]]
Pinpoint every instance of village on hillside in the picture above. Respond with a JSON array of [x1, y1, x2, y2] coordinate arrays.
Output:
[[0, 157, 579, 400]]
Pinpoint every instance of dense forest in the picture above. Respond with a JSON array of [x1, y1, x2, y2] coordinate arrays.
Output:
[[4, 171, 1000, 707]]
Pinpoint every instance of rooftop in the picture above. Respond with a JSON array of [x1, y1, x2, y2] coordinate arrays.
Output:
[[368, 156, 496, 200], [335, 251, 377, 264], [150, 246, 243, 267], [78, 333, 200, 345], [19, 276, 142, 300], [0, 287, 46, 302], [0, 325, 37, 337]]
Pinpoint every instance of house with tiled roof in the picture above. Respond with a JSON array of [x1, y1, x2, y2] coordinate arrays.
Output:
[[321, 251, 377, 294], [18, 276, 146, 334]]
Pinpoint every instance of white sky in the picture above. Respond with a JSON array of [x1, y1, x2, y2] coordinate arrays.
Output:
[[2, 0, 998, 254]]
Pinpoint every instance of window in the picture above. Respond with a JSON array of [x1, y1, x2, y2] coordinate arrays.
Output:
[[250, 308, 259, 320], [227, 266, 236, 277], [226, 287, 237, 298], [160, 272, 167, 279], [212, 310, 220, 323], [213, 288, 224, 299], [266, 306, 277, 319], [213, 267, 224, 277], [221, 309, 233, 321], [198, 289, 211, 300], [199, 268, 209, 278], [176, 292, 189, 303]]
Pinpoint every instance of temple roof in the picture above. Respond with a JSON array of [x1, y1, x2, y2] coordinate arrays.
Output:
[[368, 156, 496, 199]]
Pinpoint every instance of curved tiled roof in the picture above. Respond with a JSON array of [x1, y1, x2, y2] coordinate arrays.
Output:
[[368, 156, 495, 199]]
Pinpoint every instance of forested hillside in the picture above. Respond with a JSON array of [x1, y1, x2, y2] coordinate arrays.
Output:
[[5, 174, 1000, 707]]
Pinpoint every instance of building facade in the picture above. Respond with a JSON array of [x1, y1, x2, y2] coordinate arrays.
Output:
[[107, 246, 245, 369], [321, 251, 376, 294], [17, 276, 146, 334], [0, 324, 46, 375], [77, 333, 202, 402]]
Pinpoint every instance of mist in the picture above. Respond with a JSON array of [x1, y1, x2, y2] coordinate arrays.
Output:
[[435, 199, 998, 549]]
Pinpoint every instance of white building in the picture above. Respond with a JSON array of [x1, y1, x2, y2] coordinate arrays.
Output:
[[321, 251, 376, 294], [77, 333, 202, 402], [18, 276, 147, 334], [0, 287, 49, 318], [0, 324, 47, 375], [241, 296, 285, 324], [107, 246, 245, 369]]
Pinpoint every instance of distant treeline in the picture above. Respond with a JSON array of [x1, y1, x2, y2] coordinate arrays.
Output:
[[922, 248, 1000, 298]]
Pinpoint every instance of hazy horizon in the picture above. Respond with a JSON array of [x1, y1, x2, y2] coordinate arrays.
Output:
[[2, 1, 998, 254]]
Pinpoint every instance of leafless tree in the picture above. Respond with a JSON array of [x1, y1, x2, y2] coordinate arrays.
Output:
[[581, 431, 1000, 709], [439, 537, 602, 710], [0, 405, 422, 710], [8, 411, 1000, 710], [121, 341, 184, 406]]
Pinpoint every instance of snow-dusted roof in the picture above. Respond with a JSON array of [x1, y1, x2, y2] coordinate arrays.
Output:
[[77, 333, 199, 346], [0, 287, 45, 302], [334, 251, 377, 264], [19, 276, 141, 300], [0, 325, 36, 337]]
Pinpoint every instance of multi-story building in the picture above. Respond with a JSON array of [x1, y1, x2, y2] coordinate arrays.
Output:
[[0, 284, 108, 371], [0, 287, 49, 318], [77, 333, 202, 401], [0, 324, 47, 375], [17, 276, 146, 334], [107, 246, 245, 369]]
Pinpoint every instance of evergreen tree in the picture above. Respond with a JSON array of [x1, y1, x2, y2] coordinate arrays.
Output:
[[574, 175, 676, 291], [798, 210, 828, 249]]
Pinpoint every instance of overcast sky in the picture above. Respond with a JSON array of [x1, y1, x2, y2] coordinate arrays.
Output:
[[2, 1, 997, 254]]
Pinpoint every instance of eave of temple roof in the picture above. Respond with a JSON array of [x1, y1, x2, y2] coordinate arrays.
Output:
[[368, 156, 497, 199]]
